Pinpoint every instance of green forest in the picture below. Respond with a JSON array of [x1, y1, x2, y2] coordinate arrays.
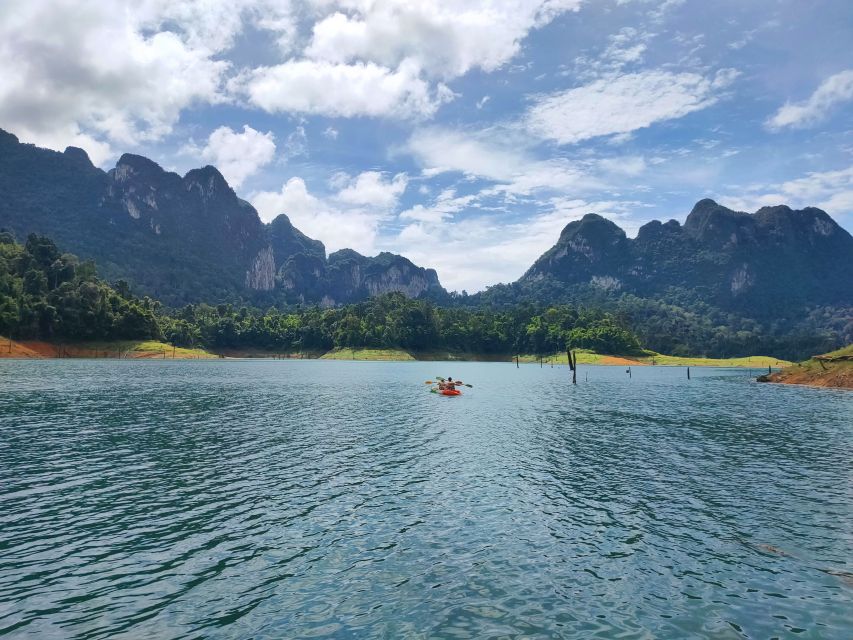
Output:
[[160, 295, 643, 356], [1, 233, 641, 356], [1, 233, 844, 359], [0, 232, 160, 341]]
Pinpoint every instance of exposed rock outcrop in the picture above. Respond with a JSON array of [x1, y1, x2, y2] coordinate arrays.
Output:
[[245, 246, 276, 291], [0, 128, 445, 305]]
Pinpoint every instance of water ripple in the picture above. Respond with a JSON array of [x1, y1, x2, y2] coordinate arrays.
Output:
[[1, 360, 851, 638]]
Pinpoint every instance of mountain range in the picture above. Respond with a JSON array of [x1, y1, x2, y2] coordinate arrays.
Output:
[[0, 129, 441, 306], [512, 199, 852, 317], [1, 128, 851, 333]]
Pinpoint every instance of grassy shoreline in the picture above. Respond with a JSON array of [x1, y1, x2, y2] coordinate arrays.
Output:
[[515, 350, 790, 367], [1, 336, 792, 368]]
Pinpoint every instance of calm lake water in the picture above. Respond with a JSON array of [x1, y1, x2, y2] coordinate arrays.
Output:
[[1, 360, 851, 639]]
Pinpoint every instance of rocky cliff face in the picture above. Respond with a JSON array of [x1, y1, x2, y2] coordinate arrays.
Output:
[[519, 199, 853, 315], [325, 250, 442, 304], [276, 248, 442, 305], [0, 129, 444, 305], [523, 213, 630, 285], [245, 246, 276, 291]]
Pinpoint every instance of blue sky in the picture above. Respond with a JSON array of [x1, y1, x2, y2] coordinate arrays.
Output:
[[1, 0, 851, 292]]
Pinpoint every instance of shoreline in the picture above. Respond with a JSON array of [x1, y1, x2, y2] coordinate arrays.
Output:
[[757, 346, 852, 390], [0, 337, 791, 368]]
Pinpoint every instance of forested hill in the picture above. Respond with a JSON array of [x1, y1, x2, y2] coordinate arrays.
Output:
[[0, 232, 160, 341], [0, 129, 443, 307], [516, 199, 853, 317], [469, 199, 853, 359], [0, 233, 644, 357], [1, 128, 850, 360], [1, 231, 846, 360]]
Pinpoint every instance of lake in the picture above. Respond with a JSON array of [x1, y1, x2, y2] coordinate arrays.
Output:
[[1, 360, 851, 638]]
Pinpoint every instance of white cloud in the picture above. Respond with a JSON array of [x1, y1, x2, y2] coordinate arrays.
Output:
[[253, 177, 378, 253], [387, 198, 641, 292], [406, 126, 595, 196], [527, 68, 739, 145], [398, 189, 477, 223], [251, 171, 408, 254], [407, 127, 526, 181], [719, 166, 853, 219], [334, 171, 408, 208], [14, 125, 116, 167], [233, 58, 450, 119], [0, 0, 588, 157], [0, 1, 297, 162], [322, 126, 339, 140], [234, 0, 582, 122], [305, 0, 582, 79], [766, 70, 853, 130], [186, 125, 276, 188]]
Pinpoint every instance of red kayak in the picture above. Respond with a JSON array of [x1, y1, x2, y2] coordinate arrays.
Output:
[[440, 389, 461, 396]]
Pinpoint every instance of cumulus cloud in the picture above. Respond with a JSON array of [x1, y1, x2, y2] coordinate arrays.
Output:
[[527, 68, 739, 145], [0, 0, 295, 163], [251, 171, 408, 254], [766, 69, 853, 130], [185, 125, 276, 188], [0, 0, 589, 155], [233, 59, 450, 119], [304, 0, 582, 78], [233, 0, 582, 120], [335, 171, 408, 208]]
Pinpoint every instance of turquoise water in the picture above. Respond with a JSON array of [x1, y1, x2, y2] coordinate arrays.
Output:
[[0, 360, 851, 639]]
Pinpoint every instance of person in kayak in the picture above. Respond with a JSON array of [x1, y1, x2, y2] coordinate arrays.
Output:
[[439, 376, 463, 391]]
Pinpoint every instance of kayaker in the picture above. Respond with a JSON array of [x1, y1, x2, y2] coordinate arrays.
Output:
[[443, 376, 463, 390]]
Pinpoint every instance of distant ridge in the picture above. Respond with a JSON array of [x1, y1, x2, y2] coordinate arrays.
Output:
[[515, 198, 853, 316], [0, 128, 851, 333], [0, 129, 443, 306]]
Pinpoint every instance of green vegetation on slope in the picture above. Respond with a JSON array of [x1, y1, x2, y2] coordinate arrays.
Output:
[[0, 232, 160, 342], [0, 233, 816, 364], [79, 340, 214, 358], [816, 344, 853, 360], [158, 293, 646, 357], [321, 348, 416, 361], [637, 353, 791, 367], [517, 350, 791, 367]]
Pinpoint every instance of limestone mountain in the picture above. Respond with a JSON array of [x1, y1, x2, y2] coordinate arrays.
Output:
[[518, 199, 853, 318], [0, 129, 443, 306], [465, 199, 853, 358]]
